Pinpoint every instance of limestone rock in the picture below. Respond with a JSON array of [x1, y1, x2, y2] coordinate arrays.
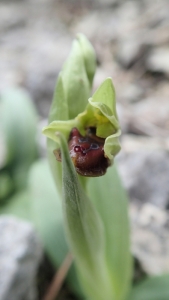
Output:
[[130, 202, 169, 275], [0, 216, 42, 300], [146, 47, 169, 75], [117, 149, 169, 209]]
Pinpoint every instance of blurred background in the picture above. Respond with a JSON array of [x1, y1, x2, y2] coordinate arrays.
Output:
[[0, 0, 169, 299]]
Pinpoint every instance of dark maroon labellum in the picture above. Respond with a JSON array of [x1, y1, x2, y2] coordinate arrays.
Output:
[[54, 127, 110, 177]]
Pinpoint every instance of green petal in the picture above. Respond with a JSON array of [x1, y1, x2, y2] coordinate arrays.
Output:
[[76, 78, 121, 159], [76, 78, 119, 132], [104, 130, 121, 160]]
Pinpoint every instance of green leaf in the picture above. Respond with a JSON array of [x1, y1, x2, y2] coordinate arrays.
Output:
[[28, 159, 67, 264], [0, 171, 14, 201], [87, 164, 132, 300], [129, 274, 169, 300], [58, 132, 118, 300], [28, 159, 84, 298], [0, 88, 38, 188]]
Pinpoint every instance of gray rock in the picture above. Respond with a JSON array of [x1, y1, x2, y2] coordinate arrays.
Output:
[[116, 37, 146, 69], [0, 1, 72, 117], [117, 83, 144, 103], [118, 136, 169, 275], [146, 47, 169, 75], [132, 96, 169, 131], [119, 134, 169, 153], [0, 216, 42, 300], [95, 0, 119, 6], [117, 149, 169, 209], [130, 202, 169, 275]]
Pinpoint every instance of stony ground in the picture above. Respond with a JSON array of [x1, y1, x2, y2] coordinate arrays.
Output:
[[1, 0, 169, 298]]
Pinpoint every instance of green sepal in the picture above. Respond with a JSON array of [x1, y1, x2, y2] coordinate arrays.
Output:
[[46, 34, 96, 193]]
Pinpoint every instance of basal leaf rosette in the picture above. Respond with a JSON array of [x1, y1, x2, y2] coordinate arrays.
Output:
[[42, 78, 121, 177]]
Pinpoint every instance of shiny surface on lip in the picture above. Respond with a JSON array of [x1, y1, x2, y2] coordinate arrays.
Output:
[[53, 128, 110, 177], [68, 128, 110, 177]]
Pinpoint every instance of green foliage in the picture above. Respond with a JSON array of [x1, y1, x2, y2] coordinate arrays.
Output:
[[0, 88, 38, 190], [28, 159, 84, 298], [0, 87, 39, 222], [0, 171, 14, 201], [58, 132, 114, 300], [29, 159, 65, 264], [129, 274, 169, 300], [44, 34, 132, 300], [87, 165, 132, 300]]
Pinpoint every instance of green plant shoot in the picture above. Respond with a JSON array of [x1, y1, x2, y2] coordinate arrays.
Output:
[[42, 34, 132, 300]]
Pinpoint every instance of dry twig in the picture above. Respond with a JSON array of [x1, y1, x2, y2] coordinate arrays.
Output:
[[43, 253, 73, 300]]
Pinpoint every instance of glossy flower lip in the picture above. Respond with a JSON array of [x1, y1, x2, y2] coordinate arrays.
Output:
[[42, 78, 121, 171], [66, 127, 110, 176]]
